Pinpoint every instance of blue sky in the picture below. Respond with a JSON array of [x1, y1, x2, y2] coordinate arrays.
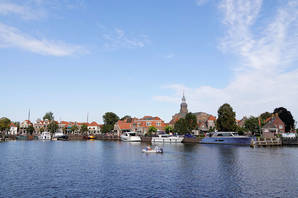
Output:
[[0, 0, 298, 123]]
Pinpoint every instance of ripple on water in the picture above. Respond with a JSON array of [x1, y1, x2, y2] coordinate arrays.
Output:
[[0, 141, 298, 198]]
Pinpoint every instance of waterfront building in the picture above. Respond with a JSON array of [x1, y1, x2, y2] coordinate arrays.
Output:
[[114, 116, 166, 136], [87, 121, 101, 134], [33, 119, 50, 134], [8, 123, 18, 135], [262, 114, 285, 138], [19, 120, 33, 135], [237, 117, 248, 128], [169, 94, 216, 132]]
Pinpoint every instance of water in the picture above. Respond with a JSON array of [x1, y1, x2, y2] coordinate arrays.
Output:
[[0, 141, 297, 198]]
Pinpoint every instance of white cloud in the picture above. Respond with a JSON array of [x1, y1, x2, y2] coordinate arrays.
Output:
[[0, 2, 44, 20], [102, 28, 150, 50], [165, 54, 175, 59], [155, 0, 298, 120], [196, 0, 210, 6], [0, 22, 85, 56]]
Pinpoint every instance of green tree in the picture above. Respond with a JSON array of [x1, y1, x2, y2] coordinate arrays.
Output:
[[120, 115, 132, 122], [174, 118, 188, 135], [260, 112, 272, 121], [273, 107, 295, 132], [164, 126, 174, 133], [185, 113, 197, 132], [146, 126, 157, 136], [48, 121, 58, 134], [43, 112, 54, 121], [80, 124, 88, 134], [71, 125, 79, 133], [27, 125, 35, 135], [244, 116, 259, 135], [102, 112, 119, 133], [0, 117, 11, 132], [216, 103, 237, 131]]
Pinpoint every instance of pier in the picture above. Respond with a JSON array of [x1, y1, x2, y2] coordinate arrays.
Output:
[[250, 137, 282, 147]]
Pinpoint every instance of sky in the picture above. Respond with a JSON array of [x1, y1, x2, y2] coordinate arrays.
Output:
[[0, 0, 297, 124]]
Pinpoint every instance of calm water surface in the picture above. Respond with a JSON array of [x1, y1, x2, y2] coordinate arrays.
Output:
[[0, 141, 297, 198]]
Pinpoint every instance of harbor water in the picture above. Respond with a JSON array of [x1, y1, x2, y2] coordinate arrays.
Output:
[[0, 141, 297, 197]]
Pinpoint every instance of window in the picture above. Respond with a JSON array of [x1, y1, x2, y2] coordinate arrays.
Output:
[[279, 125, 283, 129], [156, 122, 161, 126], [146, 122, 151, 126]]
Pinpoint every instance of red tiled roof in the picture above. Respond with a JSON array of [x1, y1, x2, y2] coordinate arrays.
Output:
[[208, 115, 216, 121], [10, 123, 16, 127], [88, 121, 99, 126], [117, 121, 132, 130]]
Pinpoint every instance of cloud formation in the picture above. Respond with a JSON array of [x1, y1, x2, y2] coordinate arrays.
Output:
[[0, 22, 85, 56], [0, 2, 44, 20], [102, 28, 150, 50], [155, 0, 298, 119]]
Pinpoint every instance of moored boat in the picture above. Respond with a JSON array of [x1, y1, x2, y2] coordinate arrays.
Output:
[[120, 132, 141, 142], [53, 132, 68, 140], [200, 132, 252, 145], [39, 132, 51, 140], [151, 134, 184, 143], [88, 135, 96, 140]]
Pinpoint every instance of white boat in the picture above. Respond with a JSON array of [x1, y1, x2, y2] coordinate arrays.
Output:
[[120, 132, 141, 142], [142, 146, 163, 153], [151, 134, 184, 143], [39, 132, 51, 140]]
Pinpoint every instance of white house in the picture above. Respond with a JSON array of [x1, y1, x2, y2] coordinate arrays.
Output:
[[9, 123, 18, 135], [87, 121, 101, 134]]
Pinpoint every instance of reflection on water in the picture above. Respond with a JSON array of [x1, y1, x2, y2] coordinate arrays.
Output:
[[0, 141, 297, 197]]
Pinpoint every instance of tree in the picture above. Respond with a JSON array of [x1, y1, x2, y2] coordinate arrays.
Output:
[[120, 115, 132, 122], [27, 125, 35, 135], [273, 107, 295, 132], [48, 121, 58, 134], [216, 103, 237, 131], [146, 126, 157, 136], [173, 113, 198, 135], [80, 124, 88, 134], [185, 113, 197, 132], [43, 112, 54, 121], [260, 112, 272, 121], [174, 118, 188, 135], [244, 116, 259, 135], [0, 117, 11, 132], [71, 125, 79, 133], [164, 126, 174, 133], [0, 117, 11, 138], [102, 112, 119, 133]]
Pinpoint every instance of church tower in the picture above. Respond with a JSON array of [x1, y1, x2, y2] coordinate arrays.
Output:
[[180, 93, 188, 114]]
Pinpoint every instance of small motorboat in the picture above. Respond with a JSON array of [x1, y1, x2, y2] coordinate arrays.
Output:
[[142, 146, 163, 153]]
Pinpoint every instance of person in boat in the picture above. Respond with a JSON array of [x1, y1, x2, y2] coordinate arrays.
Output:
[[146, 146, 152, 151]]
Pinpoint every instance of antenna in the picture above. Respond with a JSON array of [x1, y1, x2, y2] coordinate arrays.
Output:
[[28, 109, 31, 121]]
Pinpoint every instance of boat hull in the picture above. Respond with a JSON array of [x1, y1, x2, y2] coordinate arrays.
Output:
[[120, 136, 141, 142], [200, 137, 252, 145]]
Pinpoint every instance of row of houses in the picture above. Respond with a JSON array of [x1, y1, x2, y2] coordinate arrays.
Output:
[[8, 119, 101, 135], [6, 95, 289, 137]]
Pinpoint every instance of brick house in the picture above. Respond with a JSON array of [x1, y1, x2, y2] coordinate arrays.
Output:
[[114, 116, 166, 136], [262, 114, 285, 138]]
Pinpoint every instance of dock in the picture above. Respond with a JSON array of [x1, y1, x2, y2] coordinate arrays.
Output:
[[250, 137, 282, 147]]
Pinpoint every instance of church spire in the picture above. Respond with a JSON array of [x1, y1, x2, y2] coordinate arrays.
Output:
[[180, 92, 188, 114]]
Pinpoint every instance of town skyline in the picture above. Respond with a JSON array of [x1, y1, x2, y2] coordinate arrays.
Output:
[[1, 0, 298, 122]]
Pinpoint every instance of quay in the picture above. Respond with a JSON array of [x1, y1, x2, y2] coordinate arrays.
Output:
[[250, 137, 282, 147]]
